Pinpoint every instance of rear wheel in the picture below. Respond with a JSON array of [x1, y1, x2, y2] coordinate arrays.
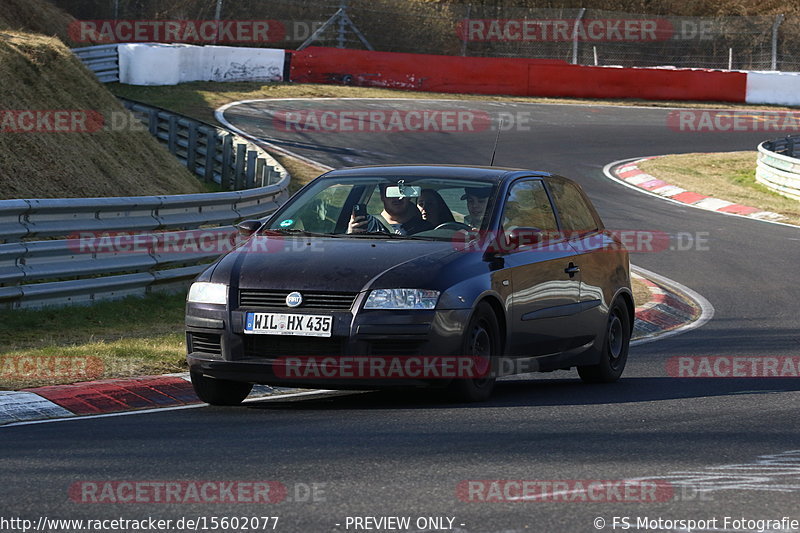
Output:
[[446, 302, 500, 402], [190, 371, 253, 406], [577, 299, 631, 383]]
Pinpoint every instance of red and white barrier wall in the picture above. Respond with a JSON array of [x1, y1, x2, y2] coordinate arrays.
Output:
[[114, 43, 798, 106], [119, 43, 286, 85], [289, 47, 748, 103], [746, 71, 800, 106]]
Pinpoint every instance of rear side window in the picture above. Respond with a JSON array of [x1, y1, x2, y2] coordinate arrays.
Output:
[[548, 181, 598, 232], [503, 180, 558, 231]]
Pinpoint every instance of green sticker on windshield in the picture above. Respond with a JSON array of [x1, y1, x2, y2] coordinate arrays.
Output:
[[279, 219, 294, 227]]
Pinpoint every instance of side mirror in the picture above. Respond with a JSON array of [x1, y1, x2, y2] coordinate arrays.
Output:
[[235, 220, 263, 237]]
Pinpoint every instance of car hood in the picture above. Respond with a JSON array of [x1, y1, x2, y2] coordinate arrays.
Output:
[[210, 235, 463, 293]]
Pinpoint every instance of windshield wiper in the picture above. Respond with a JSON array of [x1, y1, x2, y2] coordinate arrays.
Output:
[[347, 231, 405, 238], [348, 232, 440, 241]]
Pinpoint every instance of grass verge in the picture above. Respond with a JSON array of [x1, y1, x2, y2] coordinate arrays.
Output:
[[638, 152, 800, 226], [0, 292, 187, 390], [108, 81, 799, 127]]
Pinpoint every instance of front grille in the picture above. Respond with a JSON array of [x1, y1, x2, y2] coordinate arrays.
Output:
[[243, 335, 345, 358], [239, 289, 357, 311], [190, 332, 222, 356]]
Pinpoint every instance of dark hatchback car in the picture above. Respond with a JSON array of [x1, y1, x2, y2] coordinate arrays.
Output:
[[186, 165, 632, 404]]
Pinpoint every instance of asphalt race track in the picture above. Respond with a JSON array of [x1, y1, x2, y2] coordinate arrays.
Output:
[[2, 100, 799, 533]]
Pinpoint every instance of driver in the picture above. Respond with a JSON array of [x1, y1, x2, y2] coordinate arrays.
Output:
[[462, 187, 491, 229], [348, 184, 433, 235]]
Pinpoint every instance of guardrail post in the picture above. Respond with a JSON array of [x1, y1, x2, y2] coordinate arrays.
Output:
[[148, 109, 158, 136], [788, 136, 795, 158], [255, 158, 266, 187], [168, 116, 178, 154], [203, 130, 217, 184], [235, 144, 247, 189], [245, 152, 257, 188], [221, 135, 233, 190], [187, 123, 198, 174]]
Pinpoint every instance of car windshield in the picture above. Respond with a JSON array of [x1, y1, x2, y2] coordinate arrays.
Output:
[[264, 175, 498, 239]]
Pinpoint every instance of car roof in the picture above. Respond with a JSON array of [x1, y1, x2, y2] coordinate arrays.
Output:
[[322, 165, 556, 183]]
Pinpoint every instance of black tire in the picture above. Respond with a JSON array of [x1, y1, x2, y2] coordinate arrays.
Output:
[[190, 371, 253, 406], [446, 302, 500, 402], [577, 299, 631, 383]]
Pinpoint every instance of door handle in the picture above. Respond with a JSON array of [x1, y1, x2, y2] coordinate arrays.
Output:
[[565, 262, 580, 277]]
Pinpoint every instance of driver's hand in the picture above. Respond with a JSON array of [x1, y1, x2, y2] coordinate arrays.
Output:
[[347, 214, 367, 234]]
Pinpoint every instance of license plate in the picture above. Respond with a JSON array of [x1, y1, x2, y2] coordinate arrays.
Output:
[[244, 312, 333, 337]]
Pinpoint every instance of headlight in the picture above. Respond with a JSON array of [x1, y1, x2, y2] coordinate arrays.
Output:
[[187, 282, 228, 305], [364, 289, 440, 310]]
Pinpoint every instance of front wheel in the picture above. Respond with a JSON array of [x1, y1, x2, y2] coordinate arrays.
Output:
[[446, 302, 500, 402], [190, 371, 253, 406], [577, 299, 631, 383]]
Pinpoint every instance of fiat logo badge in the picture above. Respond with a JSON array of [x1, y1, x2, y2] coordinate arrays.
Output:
[[286, 292, 303, 308]]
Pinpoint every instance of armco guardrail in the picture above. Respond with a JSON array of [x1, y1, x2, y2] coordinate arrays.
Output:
[[120, 98, 286, 189], [0, 96, 294, 309], [0, 184, 290, 309], [757, 136, 800, 202], [72, 44, 120, 83]]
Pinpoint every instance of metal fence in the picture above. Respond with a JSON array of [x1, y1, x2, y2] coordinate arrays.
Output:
[[56, 0, 800, 71], [0, 97, 294, 309], [72, 44, 119, 82], [757, 136, 800, 202], [120, 98, 286, 190]]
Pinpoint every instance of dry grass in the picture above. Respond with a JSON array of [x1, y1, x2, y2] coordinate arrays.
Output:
[[110, 82, 800, 129], [639, 152, 800, 226], [631, 276, 652, 307], [271, 152, 328, 195], [0, 32, 205, 199], [0, 291, 188, 390], [0, 0, 80, 46]]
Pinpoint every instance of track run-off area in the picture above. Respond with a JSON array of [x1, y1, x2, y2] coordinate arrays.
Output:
[[3, 99, 799, 533]]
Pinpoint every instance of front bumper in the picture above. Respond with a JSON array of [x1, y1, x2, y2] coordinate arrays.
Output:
[[186, 303, 472, 388]]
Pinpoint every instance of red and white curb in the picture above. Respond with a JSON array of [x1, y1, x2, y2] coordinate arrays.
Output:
[[611, 157, 786, 222], [0, 374, 300, 427], [631, 270, 701, 342]]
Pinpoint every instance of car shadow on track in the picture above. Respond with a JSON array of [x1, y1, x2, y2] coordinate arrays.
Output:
[[244, 377, 799, 411]]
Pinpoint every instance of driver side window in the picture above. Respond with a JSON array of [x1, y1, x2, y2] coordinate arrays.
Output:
[[503, 180, 558, 231]]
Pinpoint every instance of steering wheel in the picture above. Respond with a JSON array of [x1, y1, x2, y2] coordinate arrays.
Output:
[[434, 221, 472, 231]]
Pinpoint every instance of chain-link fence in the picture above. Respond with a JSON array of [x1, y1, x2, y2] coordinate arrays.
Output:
[[53, 0, 800, 71]]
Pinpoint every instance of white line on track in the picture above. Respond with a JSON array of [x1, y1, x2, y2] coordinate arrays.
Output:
[[603, 157, 800, 230], [0, 389, 343, 429]]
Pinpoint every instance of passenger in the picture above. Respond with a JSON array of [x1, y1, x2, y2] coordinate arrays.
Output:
[[418, 188, 455, 227], [348, 184, 433, 235], [461, 187, 491, 229]]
